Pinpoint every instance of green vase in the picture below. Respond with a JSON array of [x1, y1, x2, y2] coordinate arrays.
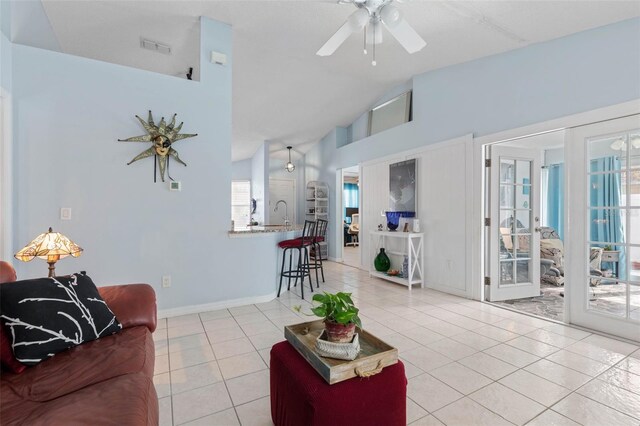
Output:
[[374, 248, 391, 272]]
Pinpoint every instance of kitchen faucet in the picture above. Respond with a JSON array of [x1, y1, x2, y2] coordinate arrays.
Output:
[[274, 200, 290, 226]]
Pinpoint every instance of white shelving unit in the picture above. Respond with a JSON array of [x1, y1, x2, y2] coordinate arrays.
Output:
[[369, 231, 424, 290], [306, 181, 329, 258]]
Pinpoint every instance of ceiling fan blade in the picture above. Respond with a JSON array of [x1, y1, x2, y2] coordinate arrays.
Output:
[[317, 8, 370, 56], [380, 5, 426, 54]]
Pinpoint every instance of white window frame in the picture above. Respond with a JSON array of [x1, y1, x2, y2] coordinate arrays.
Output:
[[231, 180, 251, 228]]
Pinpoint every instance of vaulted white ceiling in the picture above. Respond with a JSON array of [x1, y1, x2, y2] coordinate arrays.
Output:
[[28, 1, 640, 160]]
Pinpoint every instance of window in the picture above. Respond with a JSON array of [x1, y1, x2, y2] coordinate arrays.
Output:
[[367, 91, 412, 137], [231, 180, 251, 227]]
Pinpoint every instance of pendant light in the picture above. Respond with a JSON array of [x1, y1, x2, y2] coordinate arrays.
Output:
[[285, 146, 295, 173]]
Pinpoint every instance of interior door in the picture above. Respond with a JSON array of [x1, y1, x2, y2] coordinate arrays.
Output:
[[565, 114, 640, 341], [269, 179, 295, 225], [488, 146, 541, 301]]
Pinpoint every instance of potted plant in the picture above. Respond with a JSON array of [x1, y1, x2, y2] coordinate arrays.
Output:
[[295, 292, 362, 343]]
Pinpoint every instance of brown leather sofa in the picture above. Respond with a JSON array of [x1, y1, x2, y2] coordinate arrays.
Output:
[[0, 261, 159, 425]]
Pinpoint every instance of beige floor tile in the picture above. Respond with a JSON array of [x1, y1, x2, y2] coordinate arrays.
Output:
[[229, 305, 260, 315], [258, 347, 271, 366], [525, 329, 578, 348], [598, 368, 640, 396], [168, 333, 210, 354], [407, 373, 463, 412], [198, 309, 231, 322], [233, 311, 269, 326], [540, 323, 592, 340], [170, 360, 223, 395], [362, 320, 396, 337], [211, 337, 255, 359], [426, 338, 477, 361], [182, 408, 239, 426], [217, 351, 267, 380], [483, 343, 540, 368], [469, 382, 545, 425], [551, 393, 638, 426], [401, 347, 454, 372], [226, 369, 270, 406], [156, 318, 168, 330], [407, 397, 429, 424], [167, 314, 201, 328], [450, 331, 501, 351], [505, 336, 560, 357], [630, 349, 640, 360], [433, 397, 512, 426], [458, 352, 518, 381], [172, 382, 232, 425], [576, 380, 640, 420], [154, 372, 172, 399], [155, 354, 170, 374], [499, 369, 571, 407], [616, 356, 640, 375], [381, 333, 423, 353], [154, 327, 168, 341], [524, 359, 592, 390], [546, 350, 611, 376], [409, 414, 445, 425], [399, 357, 425, 379], [206, 326, 245, 344], [492, 319, 538, 335], [235, 396, 272, 426], [581, 334, 639, 355], [422, 320, 467, 337], [401, 326, 446, 345], [473, 324, 520, 342], [526, 409, 580, 426], [565, 341, 627, 365], [239, 320, 280, 336], [429, 362, 492, 395], [169, 345, 215, 370], [158, 396, 173, 426], [247, 330, 285, 350], [167, 323, 205, 339], [202, 317, 239, 332]]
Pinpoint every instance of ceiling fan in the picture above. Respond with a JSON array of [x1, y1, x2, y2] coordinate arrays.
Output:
[[317, 0, 426, 65]]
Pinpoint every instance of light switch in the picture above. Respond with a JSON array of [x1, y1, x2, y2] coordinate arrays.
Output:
[[60, 208, 72, 220]]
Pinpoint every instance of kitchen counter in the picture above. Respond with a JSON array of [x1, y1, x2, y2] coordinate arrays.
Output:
[[228, 224, 303, 237]]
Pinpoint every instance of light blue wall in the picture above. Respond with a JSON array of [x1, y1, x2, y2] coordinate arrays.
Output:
[[231, 158, 252, 181], [306, 17, 640, 259], [7, 17, 276, 311], [0, 0, 11, 92], [1, 0, 10, 40]]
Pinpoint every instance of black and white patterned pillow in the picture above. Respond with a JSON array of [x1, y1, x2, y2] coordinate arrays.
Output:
[[0, 272, 122, 365]]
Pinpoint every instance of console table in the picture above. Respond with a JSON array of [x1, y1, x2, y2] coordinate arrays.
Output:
[[601, 250, 620, 278], [369, 231, 424, 290]]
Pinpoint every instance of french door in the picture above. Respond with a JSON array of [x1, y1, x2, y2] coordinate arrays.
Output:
[[566, 114, 640, 341], [488, 146, 541, 301]]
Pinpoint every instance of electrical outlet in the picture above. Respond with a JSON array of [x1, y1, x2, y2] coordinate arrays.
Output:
[[162, 275, 171, 288]]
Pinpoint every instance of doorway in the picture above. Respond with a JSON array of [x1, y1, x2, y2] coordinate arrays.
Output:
[[341, 166, 360, 268], [485, 131, 567, 321]]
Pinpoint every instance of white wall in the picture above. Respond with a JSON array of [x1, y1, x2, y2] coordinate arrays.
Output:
[[250, 142, 269, 224], [231, 158, 252, 181]]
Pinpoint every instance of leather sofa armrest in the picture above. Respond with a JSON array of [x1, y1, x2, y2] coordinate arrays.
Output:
[[98, 284, 157, 333]]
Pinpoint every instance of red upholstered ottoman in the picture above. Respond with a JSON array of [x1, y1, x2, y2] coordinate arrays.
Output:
[[270, 341, 407, 426]]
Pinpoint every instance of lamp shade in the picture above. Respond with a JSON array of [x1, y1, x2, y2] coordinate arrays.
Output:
[[15, 227, 83, 263]]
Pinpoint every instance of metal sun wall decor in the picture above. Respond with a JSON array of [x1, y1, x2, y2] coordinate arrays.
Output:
[[119, 111, 197, 182]]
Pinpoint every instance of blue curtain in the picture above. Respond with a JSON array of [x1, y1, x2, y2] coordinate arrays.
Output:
[[590, 157, 626, 280], [546, 164, 564, 240], [344, 183, 359, 208]]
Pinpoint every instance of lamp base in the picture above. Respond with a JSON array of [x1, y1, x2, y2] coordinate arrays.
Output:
[[47, 261, 57, 278]]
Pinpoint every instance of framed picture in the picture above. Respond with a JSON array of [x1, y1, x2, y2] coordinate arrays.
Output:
[[389, 159, 416, 212]]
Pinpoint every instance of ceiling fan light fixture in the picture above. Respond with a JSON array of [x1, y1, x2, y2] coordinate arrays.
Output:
[[285, 146, 295, 173], [348, 8, 370, 31], [380, 4, 401, 28]]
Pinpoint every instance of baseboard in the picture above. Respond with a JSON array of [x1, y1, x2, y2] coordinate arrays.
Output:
[[328, 257, 342, 262], [157, 291, 277, 319], [425, 283, 472, 299]]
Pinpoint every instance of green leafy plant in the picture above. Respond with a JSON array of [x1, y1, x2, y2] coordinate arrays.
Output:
[[603, 245, 613, 251], [294, 292, 362, 329]]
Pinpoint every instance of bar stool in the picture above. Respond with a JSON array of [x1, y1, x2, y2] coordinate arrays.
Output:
[[311, 218, 328, 285], [277, 220, 315, 299]]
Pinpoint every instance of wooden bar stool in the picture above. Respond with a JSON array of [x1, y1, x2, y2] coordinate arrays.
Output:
[[277, 220, 315, 299]]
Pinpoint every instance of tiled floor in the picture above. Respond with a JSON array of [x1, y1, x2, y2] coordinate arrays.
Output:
[[153, 261, 640, 425]]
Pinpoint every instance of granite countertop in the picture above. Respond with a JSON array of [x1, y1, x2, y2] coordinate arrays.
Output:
[[228, 224, 304, 235]]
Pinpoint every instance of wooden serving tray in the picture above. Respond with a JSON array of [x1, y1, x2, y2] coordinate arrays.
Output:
[[284, 320, 398, 385]]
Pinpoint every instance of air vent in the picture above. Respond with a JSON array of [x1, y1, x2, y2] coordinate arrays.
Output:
[[140, 38, 171, 55]]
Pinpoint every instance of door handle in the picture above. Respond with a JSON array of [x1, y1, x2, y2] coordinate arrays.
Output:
[[534, 227, 542, 232]]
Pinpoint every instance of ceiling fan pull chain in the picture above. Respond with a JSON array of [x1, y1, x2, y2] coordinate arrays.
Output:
[[372, 22, 377, 66], [363, 26, 367, 55]]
